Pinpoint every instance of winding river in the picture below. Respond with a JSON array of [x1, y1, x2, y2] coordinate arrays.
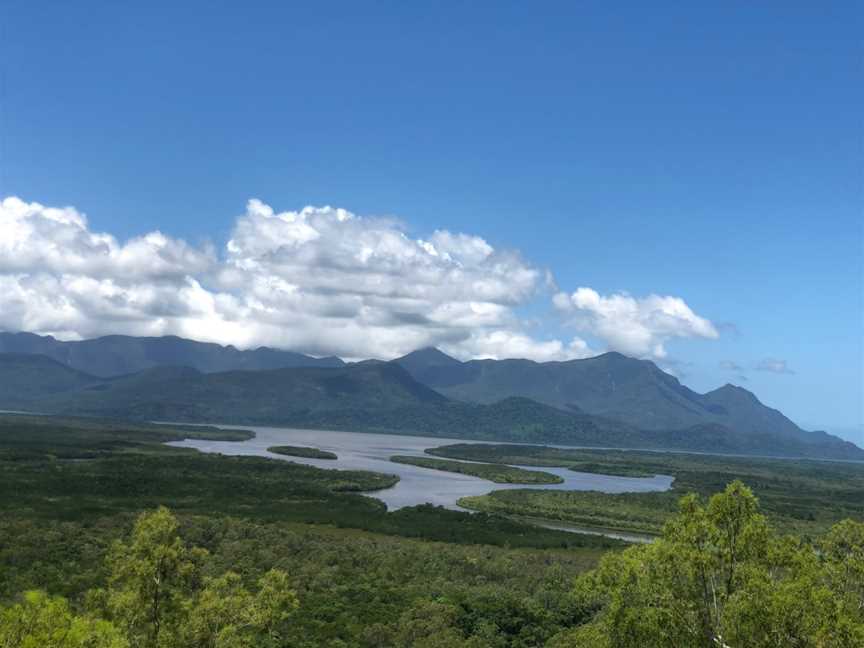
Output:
[[169, 425, 673, 532]]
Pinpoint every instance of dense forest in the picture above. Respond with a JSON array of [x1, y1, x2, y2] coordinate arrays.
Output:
[[0, 414, 862, 646], [433, 443, 864, 537]]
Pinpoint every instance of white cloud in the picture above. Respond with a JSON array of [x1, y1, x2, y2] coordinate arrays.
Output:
[[755, 357, 795, 375], [0, 196, 593, 361], [0, 196, 721, 363], [442, 331, 594, 363], [553, 287, 719, 360], [0, 196, 213, 278]]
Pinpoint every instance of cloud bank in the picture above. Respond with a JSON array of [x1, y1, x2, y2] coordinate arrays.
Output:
[[553, 287, 719, 359], [0, 196, 720, 361]]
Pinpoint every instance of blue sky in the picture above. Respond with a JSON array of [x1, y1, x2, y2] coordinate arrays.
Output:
[[1, 2, 862, 441]]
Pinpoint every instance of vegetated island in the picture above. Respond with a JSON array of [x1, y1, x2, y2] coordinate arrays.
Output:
[[459, 490, 675, 536], [444, 443, 864, 536], [426, 443, 657, 477], [0, 413, 612, 552], [268, 445, 337, 460], [390, 455, 563, 484]]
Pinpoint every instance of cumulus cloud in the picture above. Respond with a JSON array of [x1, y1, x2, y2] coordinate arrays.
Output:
[[0, 196, 595, 360], [755, 357, 795, 375], [0, 197, 213, 278], [1, 196, 722, 362], [720, 360, 743, 372], [443, 330, 594, 363], [553, 287, 719, 360]]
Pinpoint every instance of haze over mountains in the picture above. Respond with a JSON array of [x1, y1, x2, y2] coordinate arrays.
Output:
[[0, 332, 860, 460]]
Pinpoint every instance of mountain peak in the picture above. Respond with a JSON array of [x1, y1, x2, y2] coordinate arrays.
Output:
[[594, 351, 628, 360], [708, 383, 761, 403], [396, 347, 462, 366]]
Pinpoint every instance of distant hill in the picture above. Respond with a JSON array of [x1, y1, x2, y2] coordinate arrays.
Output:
[[0, 353, 102, 403], [394, 349, 816, 441], [1, 350, 861, 460], [0, 358, 446, 422], [0, 332, 344, 377]]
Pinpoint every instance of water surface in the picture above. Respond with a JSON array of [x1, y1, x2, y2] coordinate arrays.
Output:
[[169, 425, 673, 511]]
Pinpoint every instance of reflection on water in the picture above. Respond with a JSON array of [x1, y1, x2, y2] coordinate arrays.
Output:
[[169, 425, 674, 511]]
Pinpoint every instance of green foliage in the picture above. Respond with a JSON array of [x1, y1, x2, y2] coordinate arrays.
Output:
[[96, 507, 209, 647], [1, 451, 398, 521], [182, 569, 298, 647], [0, 590, 127, 648], [12, 507, 302, 648], [558, 482, 864, 647], [0, 414, 251, 461], [5, 480, 860, 646], [390, 455, 563, 484], [1, 508, 603, 647], [821, 519, 864, 615], [440, 442, 864, 535], [0, 414, 615, 551], [460, 490, 677, 535], [391, 600, 479, 647], [427, 443, 657, 477], [267, 445, 337, 460], [2, 413, 861, 646]]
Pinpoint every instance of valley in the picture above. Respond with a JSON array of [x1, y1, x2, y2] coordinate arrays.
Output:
[[0, 335, 860, 461], [0, 338, 862, 646], [166, 424, 672, 512]]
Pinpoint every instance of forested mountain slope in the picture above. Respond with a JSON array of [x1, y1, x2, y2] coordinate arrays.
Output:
[[0, 331, 344, 377], [395, 348, 821, 442], [1, 351, 860, 460]]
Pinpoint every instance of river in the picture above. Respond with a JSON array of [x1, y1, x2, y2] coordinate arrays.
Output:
[[168, 424, 673, 539]]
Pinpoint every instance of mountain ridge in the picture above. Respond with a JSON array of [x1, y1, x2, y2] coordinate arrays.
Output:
[[0, 333, 854, 459], [393, 347, 821, 443], [0, 348, 861, 460], [0, 331, 345, 377]]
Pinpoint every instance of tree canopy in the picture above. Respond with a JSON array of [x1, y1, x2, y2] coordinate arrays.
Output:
[[553, 481, 864, 647], [1, 507, 297, 648], [1, 484, 862, 646]]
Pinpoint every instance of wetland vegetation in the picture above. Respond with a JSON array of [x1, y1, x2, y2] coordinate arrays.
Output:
[[268, 445, 337, 460], [437, 443, 864, 536], [389, 455, 563, 484], [1, 414, 862, 646]]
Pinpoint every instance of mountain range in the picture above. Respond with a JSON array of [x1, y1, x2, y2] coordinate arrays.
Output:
[[0, 332, 859, 460], [0, 332, 344, 376], [393, 348, 811, 441]]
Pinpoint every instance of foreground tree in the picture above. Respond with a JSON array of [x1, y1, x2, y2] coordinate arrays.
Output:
[[182, 569, 298, 647], [555, 481, 864, 647], [0, 590, 127, 648], [85, 507, 297, 648], [90, 506, 208, 647]]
